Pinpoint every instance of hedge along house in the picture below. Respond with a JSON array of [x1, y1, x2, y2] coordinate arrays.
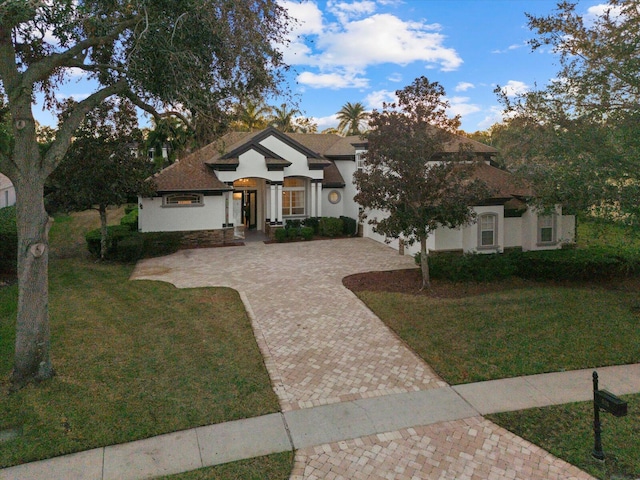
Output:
[[138, 126, 575, 253]]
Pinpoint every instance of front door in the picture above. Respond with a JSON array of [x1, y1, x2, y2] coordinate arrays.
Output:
[[244, 190, 257, 229]]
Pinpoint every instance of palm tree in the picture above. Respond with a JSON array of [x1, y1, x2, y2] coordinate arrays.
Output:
[[336, 102, 369, 136], [233, 99, 272, 132], [270, 103, 299, 132]]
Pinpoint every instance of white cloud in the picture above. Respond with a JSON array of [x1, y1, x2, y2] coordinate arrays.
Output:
[[476, 106, 506, 130], [455, 82, 474, 92], [297, 70, 369, 89], [280, 1, 463, 86], [313, 14, 461, 71], [500, 80, 529, 98], [66, 67, 87, 78], [387, 72, 402, 83], [585, 3, 623, 26], [313, 113, 340, 131], [279, 0, 325, 64], [327, 0, 377, 24], [447, 96, 481, 117], [492, 43, 525, 54], [55, 92, 91, 102], [364, 89, 397, 110]]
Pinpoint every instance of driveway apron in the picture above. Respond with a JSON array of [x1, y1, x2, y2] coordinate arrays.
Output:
[[131, 238, 595, 480]]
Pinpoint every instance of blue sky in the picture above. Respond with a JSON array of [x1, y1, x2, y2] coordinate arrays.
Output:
[[33, 0, 610, 133]]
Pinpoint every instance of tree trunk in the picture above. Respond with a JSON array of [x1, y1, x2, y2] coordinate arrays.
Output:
[[419, 235, 430, 290], [99, 206, 108, 260], [11, 167, 55, 388]]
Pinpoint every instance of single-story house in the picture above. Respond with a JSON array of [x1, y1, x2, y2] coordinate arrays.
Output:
[[0, 173, 16, 209], [138, 126, 575, 255]]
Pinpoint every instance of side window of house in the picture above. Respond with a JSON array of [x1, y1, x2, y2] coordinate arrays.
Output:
[[538, 215, 556, 244], [163, 193, 203, 206], [478, 213, 497, 248], [355, 152, 365, 171], [282, 177, 305, 216]]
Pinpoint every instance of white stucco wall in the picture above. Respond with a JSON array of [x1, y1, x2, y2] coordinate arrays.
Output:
[[259, 136, 324, 181], [0, 173, 16, 208], [504, 217, 523, 248], [217, 150, 282, 183], [138, 195, 226, 232], [322, 187, 345, 218]]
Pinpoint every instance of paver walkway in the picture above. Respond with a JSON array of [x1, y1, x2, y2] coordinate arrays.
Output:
[[124, 238, 597, 479]]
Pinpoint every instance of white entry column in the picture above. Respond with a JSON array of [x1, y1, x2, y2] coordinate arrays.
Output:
[[310, 180, 317, 219], [270, 183, 277, 224], [275, 182, 283, 224], [313, 180, 322, 217]]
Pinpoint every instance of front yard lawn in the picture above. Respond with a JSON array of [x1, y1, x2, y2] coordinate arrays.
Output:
[[0, 210, 281, 469], [350, 274, 639, 385]]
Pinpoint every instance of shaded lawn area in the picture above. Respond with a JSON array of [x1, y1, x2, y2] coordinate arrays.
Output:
[[157, 452, 294, 480], [488, 394, 640, 479], [0, 257, 280, 468], [352, 278, 640, 385]]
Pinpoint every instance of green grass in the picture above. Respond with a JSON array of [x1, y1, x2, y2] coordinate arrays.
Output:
[[488, 394, 640, 479], [157, 452, 294, 479], [0, 210, 282, 469], [357, 285, 639, 384], [352, 218, 640, 479]]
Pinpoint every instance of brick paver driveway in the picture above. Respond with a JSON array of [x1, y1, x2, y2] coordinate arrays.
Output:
[[132, 238, 443, 411], [131, 238, 594, 480]]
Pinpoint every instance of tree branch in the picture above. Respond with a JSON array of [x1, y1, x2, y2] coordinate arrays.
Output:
[[42, 79, 127, 176], [23, 17, 138, 88], [125, 92, 193, 129]]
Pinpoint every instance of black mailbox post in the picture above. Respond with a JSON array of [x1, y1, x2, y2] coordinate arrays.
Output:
[[592, 371, 628, 460]]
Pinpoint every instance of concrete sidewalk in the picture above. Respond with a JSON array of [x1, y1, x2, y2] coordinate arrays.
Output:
[[2, 363, 637, 480]]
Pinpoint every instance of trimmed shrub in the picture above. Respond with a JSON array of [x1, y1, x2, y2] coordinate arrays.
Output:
[[0, 206, 17, 274], [415, 246, 640, 283], [287, 227, 300, 239], [340, 216, 357, 236], [285, 219, 302, 230], [510, 247, 640, 281], [120, 207, 139, 231], [139, 232, 182, 258], [302, 217, 320, 235], [85, 225, 132, 258], [300, 226, 314, 241], [319, 217, 343, 237], [86, 227, 182, 261], [427, 251, 516, 283], [123, 204, 137, 215], [113, 235, 144, 262], [274, 228, 287, 243]]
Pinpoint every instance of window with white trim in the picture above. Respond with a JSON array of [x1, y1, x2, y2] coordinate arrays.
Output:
[[282, 177, 305, 216], [478, 213, 498, 248], [163, 193, 203, 206], [355, 152, 365, 171], [538, 215, 556, 244]]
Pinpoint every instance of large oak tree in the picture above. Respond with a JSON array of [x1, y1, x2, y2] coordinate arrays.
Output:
[[0, 0, 290, 388], [497, 0, 640, 226], [354, 77, 489, 289]]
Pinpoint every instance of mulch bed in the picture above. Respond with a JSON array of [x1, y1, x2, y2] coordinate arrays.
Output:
[[342, 268, 640, 299]]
